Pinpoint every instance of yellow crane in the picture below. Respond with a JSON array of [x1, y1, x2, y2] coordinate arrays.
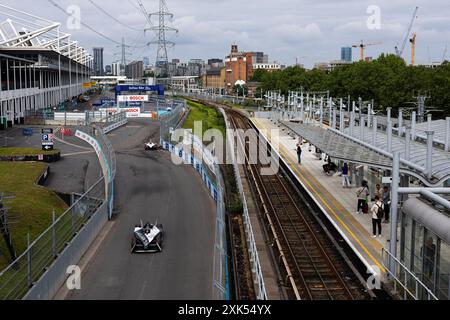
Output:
[[352, 41, 383, 61], [410, 32, 417, 66]]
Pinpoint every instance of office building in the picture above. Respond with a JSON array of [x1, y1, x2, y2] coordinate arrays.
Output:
[[125, 61, 144, 79], [93, 47, 104, 76], [341, 47, 352, 62]]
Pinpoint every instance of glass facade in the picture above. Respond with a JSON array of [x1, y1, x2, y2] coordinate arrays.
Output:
[[341, 47, 352, 62], [400, 212, 450, 299]]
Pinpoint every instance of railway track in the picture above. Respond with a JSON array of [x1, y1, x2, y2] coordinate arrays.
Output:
[[221, 106, 370, 300]]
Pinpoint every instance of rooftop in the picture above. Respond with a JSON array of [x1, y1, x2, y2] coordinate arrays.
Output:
[[0, 4, 92, 66]]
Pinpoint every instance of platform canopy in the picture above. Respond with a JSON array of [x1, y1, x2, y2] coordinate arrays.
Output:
[[280, 121, 450, 187]]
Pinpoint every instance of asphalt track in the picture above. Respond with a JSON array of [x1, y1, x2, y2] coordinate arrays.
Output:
[[66, 119, 216, 300]]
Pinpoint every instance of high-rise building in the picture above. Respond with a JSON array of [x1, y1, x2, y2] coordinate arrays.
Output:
[[143, 57, 150, 68], [125, 61, 144, 79], [250, 52, 266, 64], [341, 47, 352, 62], [93, 47, 104, 76], [111, 62, 121, 76], [105, 65, 112, 75]]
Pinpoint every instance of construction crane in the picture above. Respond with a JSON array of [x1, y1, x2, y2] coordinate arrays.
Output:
[[410, 32, 417, 65], [352, 41, 383, 61], [395, 6, 419, 58], [443, 44, 448, 62]]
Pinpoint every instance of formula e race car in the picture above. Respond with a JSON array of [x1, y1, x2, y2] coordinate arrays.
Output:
[[144, 142, 161, 150], [131, 222, 164, 253]]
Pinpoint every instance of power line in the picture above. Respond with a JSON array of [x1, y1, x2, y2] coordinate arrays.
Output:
[[88, 0, 143, 32], [47, 0, 147, 48]]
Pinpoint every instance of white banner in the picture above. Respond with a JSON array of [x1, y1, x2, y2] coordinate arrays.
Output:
[[117, 95, 149, 102]]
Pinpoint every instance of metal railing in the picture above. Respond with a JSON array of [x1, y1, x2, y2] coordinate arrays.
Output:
[[159, 98, 187, 143], [382, 248, 439, 300], [176, 91, 252, 106], [0, 176, 105, 300], [0, 113, 119, 300], [219, 108, 268, 300]]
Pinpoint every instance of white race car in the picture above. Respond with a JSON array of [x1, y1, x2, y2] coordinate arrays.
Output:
[[131, 221, 164, 253], [144, 142, 160, 150]]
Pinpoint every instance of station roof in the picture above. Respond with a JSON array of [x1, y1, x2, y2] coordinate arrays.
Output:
[[403, 198, 450, 244], [414, 119, 449, 145], [280, 120, 450, 186]]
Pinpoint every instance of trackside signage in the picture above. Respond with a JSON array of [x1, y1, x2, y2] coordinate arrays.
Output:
[[117, 95, 149, 102], [99, 107, 143, 118]]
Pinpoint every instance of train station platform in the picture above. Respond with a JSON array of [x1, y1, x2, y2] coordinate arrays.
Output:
[[251, 117, 387, 275]]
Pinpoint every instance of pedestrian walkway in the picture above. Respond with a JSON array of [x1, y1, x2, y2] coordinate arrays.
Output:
[[252, 117, 387, 274]]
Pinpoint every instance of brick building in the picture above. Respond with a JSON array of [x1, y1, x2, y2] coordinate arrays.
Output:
[[201, 68, 226, 92], [224, 45, 253, 93]]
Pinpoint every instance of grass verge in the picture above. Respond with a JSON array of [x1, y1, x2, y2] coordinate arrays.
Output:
[[183, 100, 226, 138], [0, 162, 67, 270], [0, 147, 59, 157]]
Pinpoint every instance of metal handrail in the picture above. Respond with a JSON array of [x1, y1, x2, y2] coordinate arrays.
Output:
[[0, 176, 104, 277], [382, 248, 438, 300]]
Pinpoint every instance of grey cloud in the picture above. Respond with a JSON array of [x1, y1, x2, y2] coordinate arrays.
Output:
[[0, 0, 449, 67]]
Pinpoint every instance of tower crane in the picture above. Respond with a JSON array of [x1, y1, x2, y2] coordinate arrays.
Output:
[[410, 32, 417, 66], [395, 6, 419, 58], [352, 41, 383, 61], [442, 44, 448, 63]]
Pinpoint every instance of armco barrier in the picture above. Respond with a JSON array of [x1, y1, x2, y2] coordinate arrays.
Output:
[[101, 118, 127, 134]]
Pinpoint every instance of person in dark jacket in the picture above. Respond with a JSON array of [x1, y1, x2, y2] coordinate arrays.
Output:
[[342, 163, 350, 188], [383, 186, 391, 223], [296, 143, 302, 164]]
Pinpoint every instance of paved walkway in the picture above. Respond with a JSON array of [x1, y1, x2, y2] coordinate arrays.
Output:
[[252, 117, 388, 274]]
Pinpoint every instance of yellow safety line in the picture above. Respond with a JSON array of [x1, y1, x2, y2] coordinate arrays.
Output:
[[253, 118, 386, 272]]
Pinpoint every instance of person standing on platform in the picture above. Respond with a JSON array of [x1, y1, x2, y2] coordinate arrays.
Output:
[[371, 195, 384, 238], [342, 163, 350, 188], [356, 180, 369, 214], [383, 186, 391, 223], [296, 143, 302, 165], [374, 184, 382, 201]]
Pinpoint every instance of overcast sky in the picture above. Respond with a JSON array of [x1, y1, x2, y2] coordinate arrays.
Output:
[[1, 0, 449, 68]]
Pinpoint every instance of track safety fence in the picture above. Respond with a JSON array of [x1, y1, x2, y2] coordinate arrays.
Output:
[[160, 108, 229, 299]]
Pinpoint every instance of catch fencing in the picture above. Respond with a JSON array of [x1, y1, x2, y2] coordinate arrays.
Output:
[[160, 124, 229, 300], [159, 98, 187, 143]]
